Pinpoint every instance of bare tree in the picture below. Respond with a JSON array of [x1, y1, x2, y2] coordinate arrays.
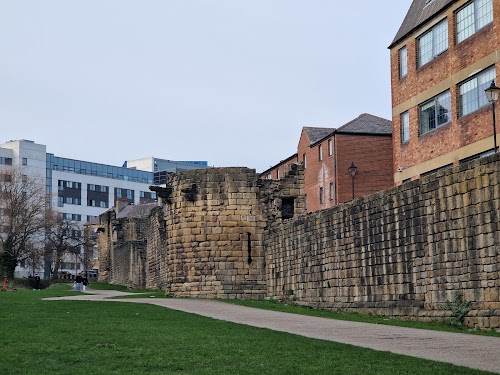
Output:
[[0, 167, 47, 278], [44, 210, 84, 279]]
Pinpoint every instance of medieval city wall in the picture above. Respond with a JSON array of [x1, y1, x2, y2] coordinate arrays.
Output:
[[265, 154, 500, 329], [159, 166, 304, 299]]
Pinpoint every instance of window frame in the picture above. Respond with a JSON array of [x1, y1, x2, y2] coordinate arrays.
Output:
[[401, 111, 410, 144], [417, 19, 449, 68], [456, 0, 493, 44], [419, 90, 452, 136], [399, 46, 408, 78], [458, 65, 496, 117]]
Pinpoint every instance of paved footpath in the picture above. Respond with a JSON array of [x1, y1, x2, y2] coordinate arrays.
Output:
[[45, 289, 500, 373]]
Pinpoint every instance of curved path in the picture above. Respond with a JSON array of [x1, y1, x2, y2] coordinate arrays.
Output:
[[45, 288, 500, 373]]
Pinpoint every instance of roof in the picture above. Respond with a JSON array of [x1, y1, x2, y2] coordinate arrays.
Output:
[[389, 0, 456, 48], [303, 127, 335, 145], [336, 113, 392, 135], [116, 203, 157, 219], [259, 153, 298, 176]]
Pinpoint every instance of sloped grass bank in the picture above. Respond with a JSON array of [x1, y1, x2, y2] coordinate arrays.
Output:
[[0, 285, 490, 375]]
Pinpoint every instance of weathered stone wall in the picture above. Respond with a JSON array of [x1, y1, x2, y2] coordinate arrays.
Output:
[[160, 166, 304, 299], [145, 206, 168, 290], [265, 153, 500, 329], [97, 204, 154, 288]]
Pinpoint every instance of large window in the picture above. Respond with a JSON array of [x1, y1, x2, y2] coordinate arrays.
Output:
[[401, 111, 410, 143], [399, 46, 408, 78], [456, 0, 493, 44], [459, 66, 496, 117], [418, 19, 448, 67], [419, 91, 452, 135]]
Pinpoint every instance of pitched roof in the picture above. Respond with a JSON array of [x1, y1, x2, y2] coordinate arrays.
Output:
[[303, 127, 335, 145], [389, 0, 457, 48], [336, 113, 392, 135], [116, 203, 157, 219]]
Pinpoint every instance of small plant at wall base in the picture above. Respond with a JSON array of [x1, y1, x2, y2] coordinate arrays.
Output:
[[443, 291, 472, 326]]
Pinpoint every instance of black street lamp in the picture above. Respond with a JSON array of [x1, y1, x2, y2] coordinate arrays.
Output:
[[348, 162, 357, 200], [484, 80, 500, 153]]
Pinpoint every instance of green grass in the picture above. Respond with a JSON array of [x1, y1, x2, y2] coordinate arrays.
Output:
[[220, 299, 500, 338], [0, 285, 493, 375]]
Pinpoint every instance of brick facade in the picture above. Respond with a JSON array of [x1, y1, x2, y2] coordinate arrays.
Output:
[[390, 0, 500, 184], [261, 114, 393, 213]]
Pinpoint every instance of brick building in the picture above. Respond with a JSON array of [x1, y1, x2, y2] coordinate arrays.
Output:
[[260, 113, 393, 212], [389, 0, 499, 184]]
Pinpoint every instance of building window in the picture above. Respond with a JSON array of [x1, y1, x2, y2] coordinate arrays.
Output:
[[88, 184, 95, 191], [319, 187, 324, 205], [22, 175, 28, 183], [459, 66, 496, 117], [87, 215, 97, 222], [58, 196, 64, 207], [456, 0, 493, 44], [420, 91, 451, 135], [303, 153, 307, 168], [266, 173, 271, 180], [277, 169, 280, 179], [88, 199, 96, 207], [399, 46, 408, 78], [418, 19, 448, 67], [328, 139, 332, 156], [318, 144, 322, 161], [4, 158, 12, 165], [100, 185, 108, 193], [329, 182, 333, 200], [401, 111, 410, 143], [100, 201, 107, 208], [22, 158, 27, 166]]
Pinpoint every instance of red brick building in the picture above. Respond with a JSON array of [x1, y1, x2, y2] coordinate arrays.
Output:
[[389, 0, 499, 184], [260, 113, 393, 212]]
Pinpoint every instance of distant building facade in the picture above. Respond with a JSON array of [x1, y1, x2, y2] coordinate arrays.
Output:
[[261, 113, 393, 212], [0, 139, 209, 277], [389, 0, 499, 184]]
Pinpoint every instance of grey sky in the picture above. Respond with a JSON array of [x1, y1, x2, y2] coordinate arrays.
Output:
[[0, 1, 412, 173]]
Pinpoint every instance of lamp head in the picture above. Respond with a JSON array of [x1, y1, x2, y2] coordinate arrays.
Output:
[[348, 162, 358, 177], [485, 80, 500, 103]]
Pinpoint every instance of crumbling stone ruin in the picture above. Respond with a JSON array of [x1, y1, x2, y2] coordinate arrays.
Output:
[[97, 165, 304, 299], [96, 155, 500, 329]]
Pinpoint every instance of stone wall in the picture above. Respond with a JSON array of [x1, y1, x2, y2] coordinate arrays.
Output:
[[96, 204, 155, 289], [265, 153, 500, 329], [157, 166, 304, 299]]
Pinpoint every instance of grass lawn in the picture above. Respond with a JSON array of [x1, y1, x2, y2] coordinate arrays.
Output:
[[221, 299, 500, 338], [0, 285, 493, 375]]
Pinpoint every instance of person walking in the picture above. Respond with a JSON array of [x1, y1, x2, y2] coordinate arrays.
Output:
[[75, 274, 83, 291], [82, 274, 89, 291]]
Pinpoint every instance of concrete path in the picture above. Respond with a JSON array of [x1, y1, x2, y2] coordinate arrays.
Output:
[[45, 288, 500, 373]]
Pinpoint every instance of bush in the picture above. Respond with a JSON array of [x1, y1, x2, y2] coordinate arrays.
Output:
[[443, 291, 471, 326]]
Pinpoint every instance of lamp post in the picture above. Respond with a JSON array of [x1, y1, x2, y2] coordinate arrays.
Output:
[[348, 162, 357, 200], [484, 80, 500, 153]]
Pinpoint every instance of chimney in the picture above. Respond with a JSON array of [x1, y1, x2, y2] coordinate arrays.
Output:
[[115, 198, 129, 214]]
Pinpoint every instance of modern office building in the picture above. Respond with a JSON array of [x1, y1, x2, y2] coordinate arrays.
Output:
[[389, 0, 498, 184], [0, 139, 208, 277]]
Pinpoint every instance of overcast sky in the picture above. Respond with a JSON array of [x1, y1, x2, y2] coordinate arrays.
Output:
[[0, 1, 413, 173]]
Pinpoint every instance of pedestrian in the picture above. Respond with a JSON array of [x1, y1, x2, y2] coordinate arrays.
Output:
[[75, 274, 83, 291], [82, 274, 89, 291]]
